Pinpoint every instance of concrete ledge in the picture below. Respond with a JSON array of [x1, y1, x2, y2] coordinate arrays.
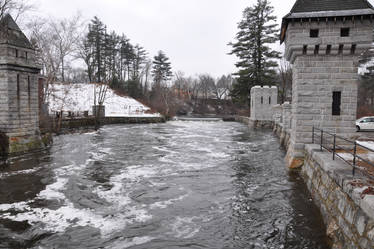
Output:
[[58, 116, 166, 129], [304, 144, 374, 248]]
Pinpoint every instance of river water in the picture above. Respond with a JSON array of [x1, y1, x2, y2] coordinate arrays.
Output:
[[0, 121, 329, 249]]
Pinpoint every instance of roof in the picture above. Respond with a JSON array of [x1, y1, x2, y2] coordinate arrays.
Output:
[[280, 0, 374, 43], [290, 0, 373, 13], [0, 14, 33, 49]]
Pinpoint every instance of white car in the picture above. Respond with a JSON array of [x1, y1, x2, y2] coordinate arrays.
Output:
[[356, 117, 374, 132]]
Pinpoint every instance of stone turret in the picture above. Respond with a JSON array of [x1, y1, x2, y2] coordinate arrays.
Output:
[[250, 86, 278, 121], [0, 14, 43, 156], [281, 0, 374, 168]]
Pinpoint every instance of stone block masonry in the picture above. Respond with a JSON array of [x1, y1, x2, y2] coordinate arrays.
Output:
[[302, 144, 374, 249], [0, 15, 47, 156], [250, 86, 277, 121], [284, 17, 374, 168]]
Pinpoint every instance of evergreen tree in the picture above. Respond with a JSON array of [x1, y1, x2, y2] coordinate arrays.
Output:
[[152, 51, 172, 88], [229, 0, 280, 105], [84, 16, 106, 83]]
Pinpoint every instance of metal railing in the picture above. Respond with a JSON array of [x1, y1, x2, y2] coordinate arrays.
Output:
[[312, 127, 374, 177]]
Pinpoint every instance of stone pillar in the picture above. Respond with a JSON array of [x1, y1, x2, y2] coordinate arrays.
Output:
[[272, 104, 282, 126], [92, 105, 105, 118], [282, 102, 291, 131], [0, 14, 44, 156], [250, 86, 278, 121]]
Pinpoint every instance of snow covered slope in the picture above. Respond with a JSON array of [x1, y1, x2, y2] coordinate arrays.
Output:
[[47, 83, 159, 117]]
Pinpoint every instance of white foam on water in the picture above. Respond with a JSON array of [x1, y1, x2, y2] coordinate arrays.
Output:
[[169, 216, 201, 239], [100, 148, 113, 155], [0, 201, 31, 212], [150, 194, 189, 209], [38, 177, 69, 200], [106, 236, 155, 249], [0, 158, 155, 236], [0, 167, 42, 179], [210, 152, 230, 159], [122, 165, 160, 181], [152, 146, 177, 154], [0, 200, 127, 235]]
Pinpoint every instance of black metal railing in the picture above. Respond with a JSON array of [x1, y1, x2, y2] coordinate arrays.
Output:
[[312, 127, 374, 177]]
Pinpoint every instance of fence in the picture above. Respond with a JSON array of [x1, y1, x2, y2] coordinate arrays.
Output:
[[312, 127, 374, 177]]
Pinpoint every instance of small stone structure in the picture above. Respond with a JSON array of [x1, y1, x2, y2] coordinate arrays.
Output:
[[281, 0, 374, 168], [0, 15, 43, 155], [250, 86, 278, 121], [92, 105, 105, 118]]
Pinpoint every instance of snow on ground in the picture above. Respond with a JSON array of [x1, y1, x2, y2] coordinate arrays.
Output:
[[47, 83, 160, 117], [358, 141, 374, 151], [337, 141, 374, 164]]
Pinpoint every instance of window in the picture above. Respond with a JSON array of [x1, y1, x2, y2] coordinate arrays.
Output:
[[261, 96, 263, 104], [15, 49, 18, 58], [332, 91, 341, 116], [310, 29, 319, 38], [269, 96, 271, 105], [25, 52, 28, 60], [351, 44, 356, 55], [314, 45, 320, 55], [27, 76, 31, 106], [338, 44, 344, 55], [17, 74, 20, 98], [303, 45, 308, 55], [326, 45, 332, 55], [341, 28, 350, 37]]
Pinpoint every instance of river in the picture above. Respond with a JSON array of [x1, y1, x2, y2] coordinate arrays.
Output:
[[0, 121, 329, 248]]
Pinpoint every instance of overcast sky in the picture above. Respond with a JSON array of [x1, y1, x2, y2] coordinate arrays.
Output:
[[35, 0, 374, 78]]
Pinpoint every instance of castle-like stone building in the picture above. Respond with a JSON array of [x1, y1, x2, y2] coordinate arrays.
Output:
[[281, 0, 374, 167], [0, 14, 43, 156], [250, 86, 278, 121]]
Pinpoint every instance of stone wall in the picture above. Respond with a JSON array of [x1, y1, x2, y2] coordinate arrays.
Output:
[[302, 144, 374, 249], [284, 19, 373, 167], [250, 86, 278, 121], [56, 116, 166, 130], [235, 116, 273, 129]]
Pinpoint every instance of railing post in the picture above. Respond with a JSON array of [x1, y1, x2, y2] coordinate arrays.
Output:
[[333, 134, 336, 160], [312, 126, 314, 144], [320, 130, 323, 152], [353, 142, 357, 176]]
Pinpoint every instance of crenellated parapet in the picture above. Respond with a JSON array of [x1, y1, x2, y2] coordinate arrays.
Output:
[[281, 0, 374, 168]]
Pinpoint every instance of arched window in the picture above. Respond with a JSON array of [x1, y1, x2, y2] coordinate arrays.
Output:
[[261, 96, 263, 104]]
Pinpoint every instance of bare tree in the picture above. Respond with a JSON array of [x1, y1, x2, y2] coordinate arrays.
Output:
[[198, 74, 215, 102], [50, 13, 84, 82], [0, 0, 34, 21], [215, 75, 233, 100], [278, 59, 292, 103], [28, 13, 84, 105]]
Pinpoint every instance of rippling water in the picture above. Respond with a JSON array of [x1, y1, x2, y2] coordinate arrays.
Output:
[[0, 121, 329, 248]]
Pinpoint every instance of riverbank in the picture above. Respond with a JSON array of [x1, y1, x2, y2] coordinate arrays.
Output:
[[236, 115, 374, 249]]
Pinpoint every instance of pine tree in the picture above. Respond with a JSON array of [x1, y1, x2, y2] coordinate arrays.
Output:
[[152, 51, 172, 88], [84, 16, 106, 83], [229, 0, 280, 105]]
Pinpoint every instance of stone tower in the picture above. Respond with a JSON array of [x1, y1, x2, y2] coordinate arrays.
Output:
[[281, 0, 374, 167], [250, 86, 278, 121], [0, 14, 42, 156]]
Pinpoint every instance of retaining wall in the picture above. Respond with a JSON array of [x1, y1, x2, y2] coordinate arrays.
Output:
[[303, 144, 374, 249], [236, 115, 374, 248], [56, 116, 166, 129]]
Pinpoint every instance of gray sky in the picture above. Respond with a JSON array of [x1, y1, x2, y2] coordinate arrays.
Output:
[[35, 0, 374, 78]]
